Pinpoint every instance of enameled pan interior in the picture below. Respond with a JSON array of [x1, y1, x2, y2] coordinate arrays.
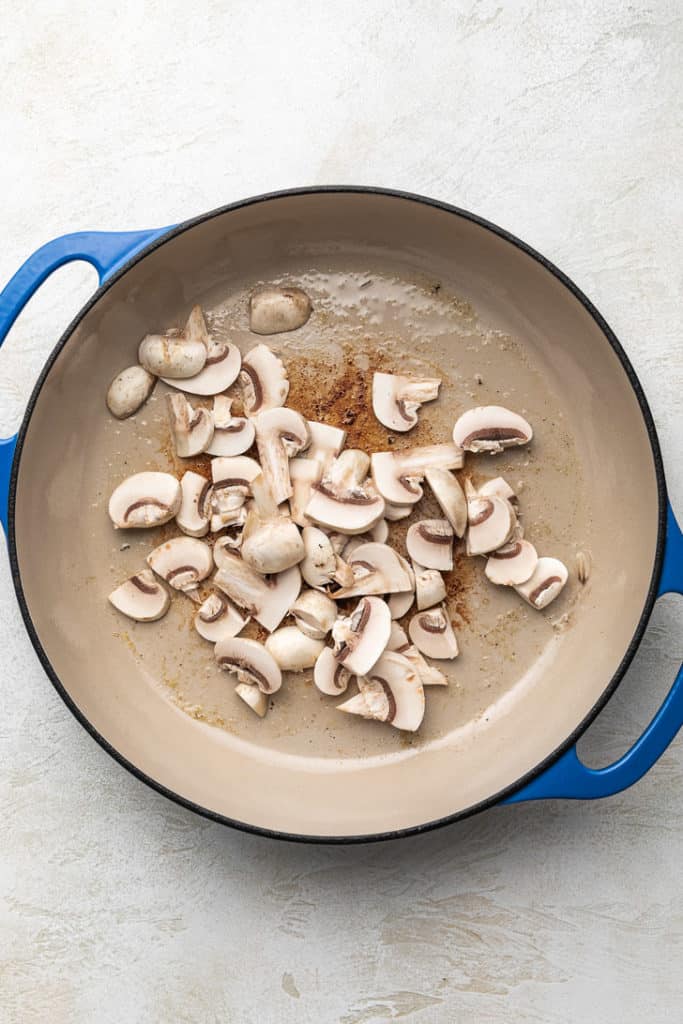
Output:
[[12, 192, 660, 838]]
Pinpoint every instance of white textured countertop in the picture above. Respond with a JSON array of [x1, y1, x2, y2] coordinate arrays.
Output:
[[1, 3, 682, 1021]]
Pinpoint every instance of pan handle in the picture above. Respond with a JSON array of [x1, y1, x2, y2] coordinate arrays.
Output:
[[505, 502, 683, 803], [0, 227, 171, 536]]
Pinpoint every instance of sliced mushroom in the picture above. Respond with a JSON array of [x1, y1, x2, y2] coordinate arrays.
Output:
[[313, 646, 353, 695], [453, 406, 533, 454], [166, 393, 214, 457], [402, 645, 447, 687], [386, 621, 410, 651], [424, 468, 467, 537], [176, 471, 212, 537], [478, 476, 517, 505], [515, 556, 568, 609], [332, 596, 391, 675], [213, 527, 248, 566], [466, 495, 516, 555], [204, 396, 255, 456], [106, 366, 156, 419], [332, 542, 414, 599], [215, 636, 282, 693], [147, 537, 213, 596], [139, 306, 208, 379], [485, 539, 538, 586], [372, 372, 441, 432], [413, 562, 447, 610], [240, 473, 304, 574], [371, 442, 464, 506], [108, 472, 181, 529], [265, 626, 325, 671], [240, 344, 289, 415], [194, 591, 249, 642], [108, 569, 170, 622], [305, 450, 385, 535], [249, 285, 312, 335], [300, 526, 353, 590], [342, 517, 389, 559], [387, 589, 415, 619], [214, 554, 301, 632], [211, 504, 248, 538], [290, 589, 337, 639], [235, 683, 268, 717], [338, 652, 425, 732], [254, 407, 311, 505], [408, 605, 459, 659], [406, 519, 453, 571], [288, 458, 321, 527], [163, 311, 241, 395], [307, 421, 347, 472], [383, 502, 413, 522], [210, 455, 261, 531]]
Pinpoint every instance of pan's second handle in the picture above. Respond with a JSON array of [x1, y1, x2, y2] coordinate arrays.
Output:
[[0, 228, 170, 536], [505, 503, 683, 803]]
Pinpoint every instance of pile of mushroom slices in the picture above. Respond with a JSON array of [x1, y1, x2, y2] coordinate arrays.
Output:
[[105, 288, 568, 733]]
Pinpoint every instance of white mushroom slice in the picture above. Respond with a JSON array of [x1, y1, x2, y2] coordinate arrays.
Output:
[[343, 518, 389, 559], [402, 645, 448, 686], [215, 636, 282, 693], [300, 526, 353, 590], [386, 621, 410, 651], [235, 683, 268, 717], [290, 589, 337, 639], [305, 451, 385, 535], [108, 569, 170, 622], [388, 589, 415, 619], [314, 646, 353, 695], [159, 306, 241, 395], [212, 526, 248, 567], [204, 396, 255, 456], [306, 421, 347, 472], [371, 442, 464, 506], [210, 504, 248, 537], [265, 626, 325, 671], [327, 449, 370, 488], [210, 455, 261, 526], [515, 556, 569, 609], [372, 372, 441, 432], [333, 542, 414, 599], [413, 562, 447, 611], [406, 519, 453, 571], [371, 519, 389, 544], [166, 393, 214, 457], [139, 306, 208, 379], [241, 474, 304, 574], [249, 286, 312, 335], [453, 406, 533, 453], [108, 472, 181, 529], [176, 471, 212, 537], [106, 366, 156, 419], [240, 344, 289, 415], [408, 605, 459, 660], [194, 591, 249, 642], [383, 502, 413, 522], [338, 652, 425, 732], [288, 458, 322, 526], [147, 537, 213, 595], [485, 539, 538, 586], [478, 476, 517, 505], [466, 495, 516, 555], [253, 407, 310, 505], [214, 555, 301, 632], [332, 596, 391, 676], [424, 468, 467, 538]]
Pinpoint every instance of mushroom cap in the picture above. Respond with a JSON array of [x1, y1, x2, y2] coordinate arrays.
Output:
[[241, 511, 305, 575], [240, 344, 289, 415], [138, 333, 207, 379], [313, 646, 353, 695], [147, 537, 213, 593], [108, 569, 170, 622], [176, 471, 212, 537], [204, 397, 255, 456], [372, 372, 441, 432], [305, 482, 385, 535], [108, 471, 181, 529], [466, 495, 516, 555], [265, 626, 325, 671], [453, 405, 533, 453], [166, 393, 215, 458], [215, 636, 282, 693], [214, 554, 301, 632], [362, 651, 426, 731], [291, 589, 337, 639], [388, 589, 415, 619], [300, 526, 338, 589], [515, 556, 568, 609], [194, 591, 249, 642], [333, 596, 391, 676], [383, 502, 413, 522], [413, 563, 447, 611], [254, 406, 311, 505], [106, 365, 156, 419], [332, 542, 414, 599], [371, 442, 464, 506], [424, 467, 467, 537], [234, 682, 268, 717], [406, 519, 454, 571], [163, 339, 241, 396], [408, 605, 459, 659], [249, 286, 312, 335], [485, 539, 539, 586], [307, 421, 347, 471]]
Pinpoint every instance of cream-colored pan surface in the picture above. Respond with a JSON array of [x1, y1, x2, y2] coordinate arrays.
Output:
[[13, 192, 660, 837]]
